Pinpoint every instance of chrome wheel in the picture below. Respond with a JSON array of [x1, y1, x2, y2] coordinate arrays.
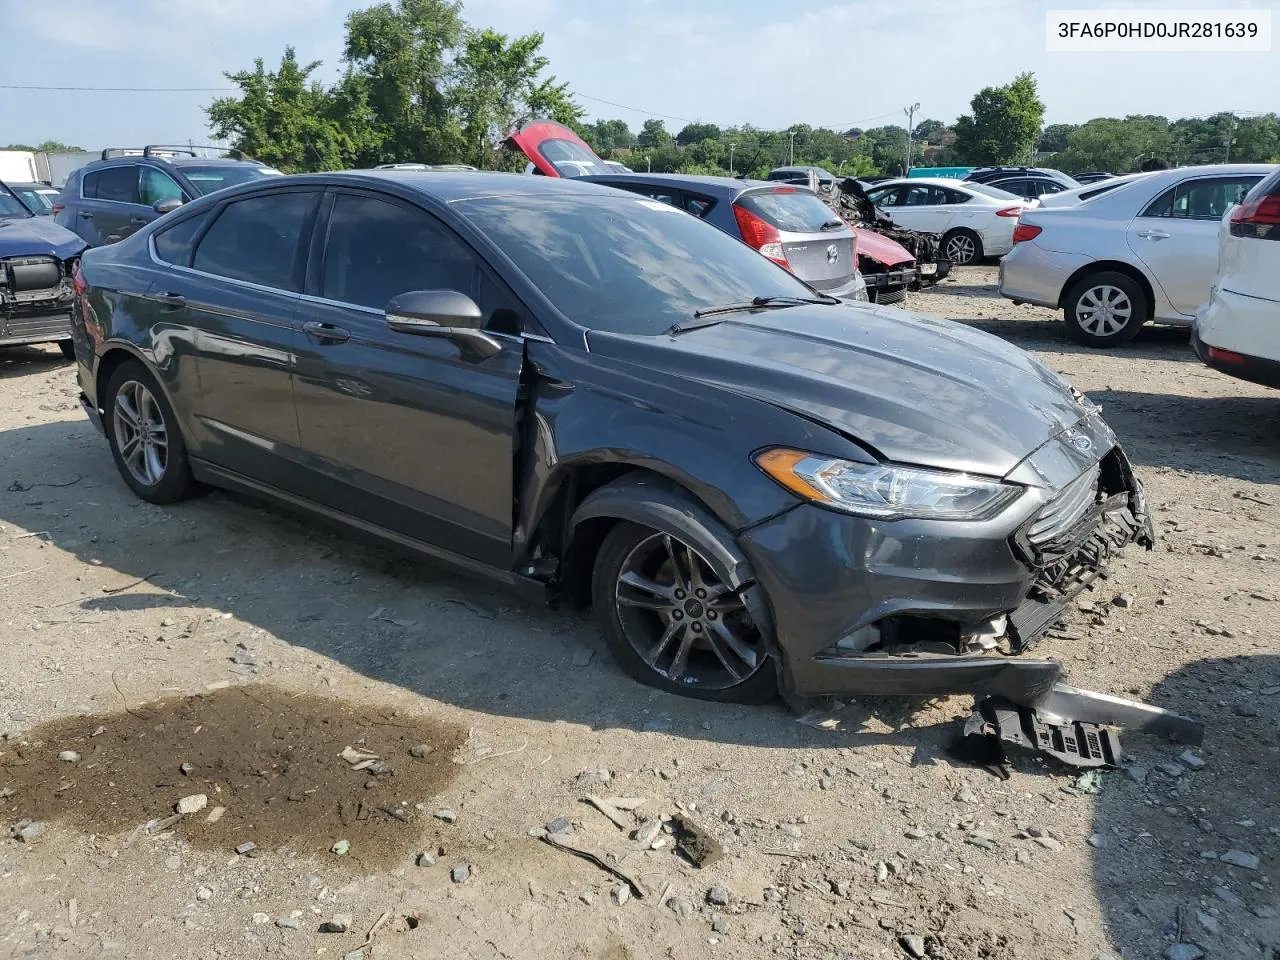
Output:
[[1075, 284, 1133, 337], [614, 533, 763, 689], [112, 380, 168, 487], [944, 232, 977, 265]]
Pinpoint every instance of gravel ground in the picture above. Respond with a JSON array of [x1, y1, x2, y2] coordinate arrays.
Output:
[[1, 265, 1277, 960]]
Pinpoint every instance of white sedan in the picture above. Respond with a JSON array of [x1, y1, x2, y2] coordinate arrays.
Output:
[[999, 163, 1274, 347], [1194, 169, 1280, 388], [862, 177, 1032, 265]]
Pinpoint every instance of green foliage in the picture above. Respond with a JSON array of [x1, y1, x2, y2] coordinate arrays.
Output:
[[637, 119, 673, 150], [4, 141, 87, 154], [1038, 123, 1076, 154], [676, 122, 722, 146], [954, 72, 1045, 165], [912, 119, 946, 143], [1053, 116, 1173, 174]]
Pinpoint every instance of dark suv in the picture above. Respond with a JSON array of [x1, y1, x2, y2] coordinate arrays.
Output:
[[963, 166, 1079, 201], [54, 146, 282, 246]]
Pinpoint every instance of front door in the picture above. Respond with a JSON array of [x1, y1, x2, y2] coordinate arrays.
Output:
[[292, 190, 525, 567], [1127, 174, 1264, 316]]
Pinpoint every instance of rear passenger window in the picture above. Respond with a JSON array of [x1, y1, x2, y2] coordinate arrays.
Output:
[[1143, 177, 1263, 219], [86, 165, 141, 204], [193, 192, 314, 291], [153, 212, 209, 267]]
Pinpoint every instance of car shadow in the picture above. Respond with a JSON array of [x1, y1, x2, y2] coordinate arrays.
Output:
[[0, 418, 958, 754], [950, 314, 1201, 364], [1092, 654, 1280, 958], [0, 344, 69, 380]]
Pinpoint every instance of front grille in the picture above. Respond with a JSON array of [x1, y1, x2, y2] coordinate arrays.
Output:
[[1027, 464, 1100, 548], [876, 286, 908, 305]]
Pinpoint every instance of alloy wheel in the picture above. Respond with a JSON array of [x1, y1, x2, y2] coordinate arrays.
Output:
[[112, 380, 169, 487], [1075, 285, 1133, 338], [613, 533, 763, 689], [944, 233, 977, 265]]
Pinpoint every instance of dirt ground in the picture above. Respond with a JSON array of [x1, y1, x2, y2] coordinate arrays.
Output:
[[1, 265, 1278, 960]]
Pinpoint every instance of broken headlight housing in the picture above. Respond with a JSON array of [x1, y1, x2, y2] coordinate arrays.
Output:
[[754, 448, 1022, 521]]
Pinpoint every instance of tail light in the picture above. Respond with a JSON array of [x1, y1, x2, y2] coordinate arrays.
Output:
[[72, 261, 87, 297], [1229, 193, 1280, 239], [1012, 223, 1042, 243], [772, 186, 797, 194], [733, 203, 789, 268], [996, 206, 1023, 218], [51, 202, 64, 215], [1206, 345, 1246, 365]]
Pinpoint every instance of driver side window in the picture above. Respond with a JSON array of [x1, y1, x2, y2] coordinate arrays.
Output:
[[139, 166, 186, 206]]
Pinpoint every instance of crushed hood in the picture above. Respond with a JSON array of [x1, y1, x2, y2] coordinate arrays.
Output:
[[853, 227, 914, 267], [591, 305, 1090, 478], [0, 216, 87, 261]]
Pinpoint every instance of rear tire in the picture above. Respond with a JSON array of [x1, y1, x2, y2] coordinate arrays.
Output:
[[1063, 271, 1147, 348], [104, 360, 195, 504], [57, 340, 76, 361], [941, 229, 982, 266], [592, 520, 776, 704]]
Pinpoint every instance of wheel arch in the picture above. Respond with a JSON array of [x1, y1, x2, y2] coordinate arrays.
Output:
[[1058, 260, 1156, 319]]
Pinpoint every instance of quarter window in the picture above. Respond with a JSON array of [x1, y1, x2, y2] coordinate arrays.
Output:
[[192, 192, 315, 291], [153, 212, 210, 266]]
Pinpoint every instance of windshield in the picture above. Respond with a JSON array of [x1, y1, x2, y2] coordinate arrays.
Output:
[[0, 184, 33, 219], [457, 193, 819, 335], [963, 182, 1023, 201], [182, 164, 284, 195], [538, 139, 611, 177]]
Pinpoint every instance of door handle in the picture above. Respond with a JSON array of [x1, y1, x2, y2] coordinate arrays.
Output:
[[303, 321, 350, 343], [1137, 229, 1170, 240], [79, 211, 94, 219], [156, 292, 186, 310]]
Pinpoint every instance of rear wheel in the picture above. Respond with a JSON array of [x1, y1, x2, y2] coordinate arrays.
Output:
[[592, 521, 776, 703], [104, 361, 195, 504], [1063, 271, 1147, 347], [941, 229, 982, 266]]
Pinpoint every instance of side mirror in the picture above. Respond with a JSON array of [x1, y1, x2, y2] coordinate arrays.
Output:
[[385, 290, 502, 361], [153, 198, 183, 215]]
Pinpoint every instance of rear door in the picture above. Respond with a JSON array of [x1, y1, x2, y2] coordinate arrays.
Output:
[[734, 187, 856, 294], [79, 164, 152, 244], [1126, 174, 1264, 316], [875, 184, 949, 233]]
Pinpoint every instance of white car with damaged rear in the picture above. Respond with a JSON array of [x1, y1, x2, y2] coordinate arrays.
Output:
[[1194, 168, 1280, 390], [999, 164, 1274, 347], [862, 177, 1032, 266]]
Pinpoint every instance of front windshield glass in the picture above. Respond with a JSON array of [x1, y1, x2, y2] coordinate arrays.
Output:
[[456, 193, 819, 334], [183, 164, 283, 195], [0, 185, 33, 219]]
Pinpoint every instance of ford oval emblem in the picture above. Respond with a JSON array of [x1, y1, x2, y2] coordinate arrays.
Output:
[[1064, 429, 1093, 453], [826, 244, 839, 265]]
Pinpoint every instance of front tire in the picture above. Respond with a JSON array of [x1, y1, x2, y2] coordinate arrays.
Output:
[[1063, 271, 1147, 347], [104, 361, 195, 504], [592, 521, 776, 704], [941, 229, 982, 266]]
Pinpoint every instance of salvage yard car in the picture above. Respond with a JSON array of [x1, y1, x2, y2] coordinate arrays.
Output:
[[864, 177, 1032, 266], [1, 181, 87, 359], [70, 170, 1153, 704], [999, 163, 1274, 347]]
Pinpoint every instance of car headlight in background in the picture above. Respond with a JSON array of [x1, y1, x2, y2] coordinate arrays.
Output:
[[754, 448, 1022, 521]]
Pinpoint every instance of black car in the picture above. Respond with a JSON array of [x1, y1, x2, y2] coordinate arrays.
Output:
[[1, 181, 87, 359], [71, 171, 1152, 705], [54, 146, 282, 247], [963, 166, 1080, 200]]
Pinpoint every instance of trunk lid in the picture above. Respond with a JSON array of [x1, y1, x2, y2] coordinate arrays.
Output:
[[734, 187, 858, 292], [503, 120, 612, 178]]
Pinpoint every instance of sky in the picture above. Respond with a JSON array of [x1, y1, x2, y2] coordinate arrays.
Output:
[[3, 0, 1277, 151]]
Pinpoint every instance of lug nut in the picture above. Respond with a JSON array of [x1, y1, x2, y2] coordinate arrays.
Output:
[[707, 611, 717, 620], [695, 588, 706, 599], [691, 623, 702, 632], [673, 611, 683, 620], [674, 590, 686, 600]]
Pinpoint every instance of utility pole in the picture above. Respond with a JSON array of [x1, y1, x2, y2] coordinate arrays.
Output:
[[1224, 113, 1237, 162], [729, 142, 736, 176], [789, 131, 796, 166], [646, 155, 651, 172], [904, 102, 920, 174]]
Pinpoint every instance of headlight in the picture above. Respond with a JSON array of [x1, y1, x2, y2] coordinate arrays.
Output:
[[754, 448, 1022, 521]]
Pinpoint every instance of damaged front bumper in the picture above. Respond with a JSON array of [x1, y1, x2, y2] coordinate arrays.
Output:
[[1, 256, 76, 348]]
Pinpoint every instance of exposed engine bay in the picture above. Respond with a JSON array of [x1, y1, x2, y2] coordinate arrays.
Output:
[[0, 255, 77, 348], [825, 176, 951, 285]]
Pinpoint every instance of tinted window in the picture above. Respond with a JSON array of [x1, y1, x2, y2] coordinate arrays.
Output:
[[736, 190, 839, 231], [685, 194, 715, 217], [0, 185, 31, 219], [455, 193, 819, 335], [941, 188, 969, 204], [89, 165, 141, 204], [1143, 176, 1263, 219], [153, 212, 210, 266], [899, 185, 935, 206], [963, 182, 1023, 201], [321, 193, 480, 312], [139, 167, 185, 206], [537, 139, 610, 177], [182, 164, 283, 195], [193, 191, 314, 291]]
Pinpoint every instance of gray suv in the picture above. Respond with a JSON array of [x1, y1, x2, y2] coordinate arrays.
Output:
[[54, 146, 282, 246]]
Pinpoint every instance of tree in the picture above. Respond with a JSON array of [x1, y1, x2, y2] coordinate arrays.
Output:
[[912, 119, 946, 143], [675, 122, 721, 146], [636, 118, 672, 150], [5, 141, 86, 153], [1038, 123, 1076, 154], [953, 72, 1045, 165], [1054, 116, 1173, 173]]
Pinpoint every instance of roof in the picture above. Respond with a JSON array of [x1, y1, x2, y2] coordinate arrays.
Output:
[[90, 154, 261, 169], [259, 170, 628, 203], [865, 177, 974, 189], [581, 172, 775, 193]]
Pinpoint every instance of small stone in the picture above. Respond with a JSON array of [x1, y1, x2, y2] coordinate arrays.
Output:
[[180, 762, 194, 776], [58, 750, 79, 763], [707, 886, 729, 907], [344, 952, 365, 960], [231, 647, 258, 666], [1178, 750, 1206, 770], [577, 768, 611, 786], [1197, 912, 1220, 936], [451, 863, 470, 884], [875, 862, 889, 882], [1234, 701, 1260, 717], [1158, 763, 1184, 777], [415, 852, 435, 867], [90, 725, 106, 737], [252, 913, 270, 925], [905, 827, 928, 840], [434, 809, 457, 824], [1164, 946, 1204, 960], [323, 914, 352, 934], [1034, 836, 1063, 851], [164, 855, 181, 871], [276, 917, 301, 930], [1015, 849, 1032, 864], [235, 841, 256, 855], [195, 885, 214, 901], [666, 896, 694, 919], [1088, 834, 1108, 849], [954, 788, 978, 804], [1113, 593, 1135, 609], [611, 884, 630, 906], [711, 913, 729, 934], [1213, 885, 1243, 905], [819, 777, 834, 791], [176, 794, 208, 815], [1221, 849, 1259, 870], [900, 934, 927, 959], [1127, 765, 1149, 784], [15, 821, 43, 842], [330, 839, 351, 856], [571, 646, 595, 667], [547, 816, 571, 835], [408, 744, 433, 759], [206, 806, 226, 824]]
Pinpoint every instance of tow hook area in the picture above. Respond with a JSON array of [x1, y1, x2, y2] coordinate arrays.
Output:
[[954, 683, 1204, 770]]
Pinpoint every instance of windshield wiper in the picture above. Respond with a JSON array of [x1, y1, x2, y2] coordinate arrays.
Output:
[[820, 219, 846, 231], [666, 295, 840, 335]]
